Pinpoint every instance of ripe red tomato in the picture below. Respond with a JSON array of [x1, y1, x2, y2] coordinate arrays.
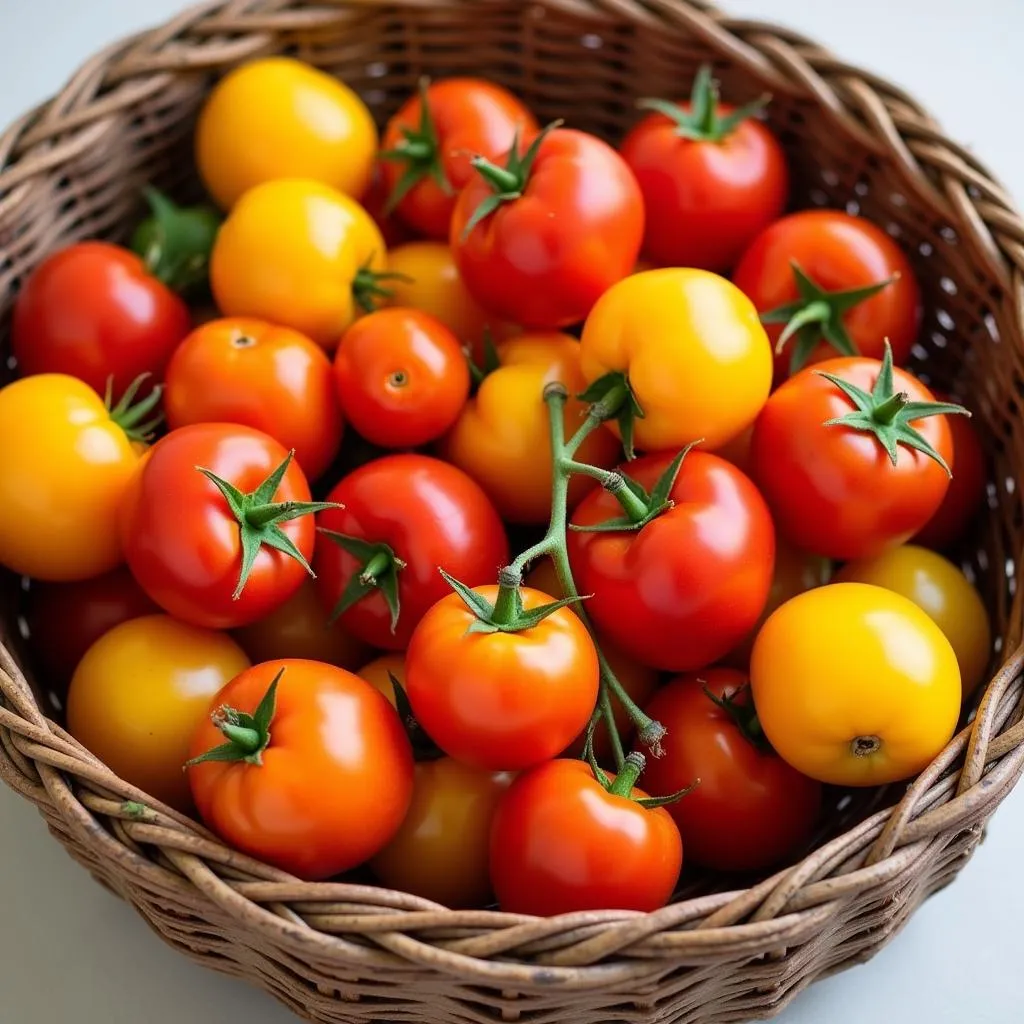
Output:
[[451, 126, 644, 328], [620, 67, 788, 273], [121, 423, 331, 629], [489, 757, 682, 916], [333, 308, 470, 448], [11, 242, 191, 398], [732, 210, 921, 380], [314, 454, 508, 650], [381, 77, 538, 239], [568, 450, 775, 672], [640, 670, 822, 872]]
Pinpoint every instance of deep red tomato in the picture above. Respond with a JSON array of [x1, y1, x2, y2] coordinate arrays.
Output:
[[121, 423, 331, 629], [620, 66, 788, 273], [489, 757, 682, 916], [640, 669, 822, 873], [333, 308, 470, 448], [451, 126, 644, 328], [568, 450, 775, 672], [750, 348, 962, 560], [11, 242, 191, 398], [314, 454, 508, 650], [732, 210, 921, 380], [381, 77, 538, 239]]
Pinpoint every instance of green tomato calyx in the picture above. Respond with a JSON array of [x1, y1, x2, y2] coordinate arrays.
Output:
[[186, 669, 281, 768]]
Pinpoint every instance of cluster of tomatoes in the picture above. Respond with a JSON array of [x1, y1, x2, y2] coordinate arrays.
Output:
[[0, 57, 994, 917]]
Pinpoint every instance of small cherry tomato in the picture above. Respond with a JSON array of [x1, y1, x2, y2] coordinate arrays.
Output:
[[188, 660, 414, 880], [67, 615, 250, 812], [357, 653, 407, 706], [165, 317, 344, 481], [751, 583, 962, 786], [360, 165, 415, 249]]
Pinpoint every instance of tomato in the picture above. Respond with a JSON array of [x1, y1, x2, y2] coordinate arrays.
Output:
[[440, 332, 621, 524], [641, 670, 822, 872], [578, 268, 772, 453], [451, 126, 644, 328], [196, 56, 377, 209], [67, 615, 250, 812], [751, 582, 962, 786], [836, 545, 992, 697], [26, 568, 160, 702], [750, 348, 961, 560], [381, 78, 538, 240], [231, 580, 369, 669], [315, 454, 508, 650], [334, 308, 470, 448], [360, 166, 415, 249], [732, 210, 921, 380], [620, 67, 788, 273], [165, 317, 344, 481], [405, 585, 598, 770], [210, 179, 387, 351], [121, 423, 330, 630], [489, 758, 682, 915], [914, 394, 987, 550], [370, 758, 512, 907], [357, 653, 407, 706], [188, 660, 414, 880], [11, 242, 190, 399], [0, 374, 153, 581], [568, 450, 775, 672]]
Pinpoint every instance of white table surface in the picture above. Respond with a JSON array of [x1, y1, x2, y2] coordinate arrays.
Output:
[[2, 1, 1023, 1021]]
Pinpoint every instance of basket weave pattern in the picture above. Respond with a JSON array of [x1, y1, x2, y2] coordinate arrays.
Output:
[[2, 2, 1024, 1022]]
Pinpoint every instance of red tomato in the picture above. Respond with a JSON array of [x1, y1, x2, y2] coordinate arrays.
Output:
[[620, 67, 788, 273], [489, 757, 682, 915], [360, 164, 415, 249], [165, 317, 344, 481], [451, 126, 644, 328], [732, 210, 921, 380], [333, 308, 470, 448], [12, 242, 191, 398], [568, 450, 775, 672], [641, 670, 822, 872], [314, 454, 508, 650], [121, 423, 330, 629], [381, 78, 538, 240]]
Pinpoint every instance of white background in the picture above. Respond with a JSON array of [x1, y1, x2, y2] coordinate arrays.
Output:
[[1, 1, 1023, 1022]]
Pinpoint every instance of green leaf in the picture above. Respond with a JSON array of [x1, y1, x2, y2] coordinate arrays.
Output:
[[378, 563, 402, 634], [512, 594, 590, 631], [568, 515, 646, 534], [232, 527, 263, 601], [460, 191, 516, 241], [647, 443, 697, 510], [252, 670, 282, 738], [260, 526, 315, 578], [318, 530, 382, 563], [185, 741, 252, 767], [196, 467, 248, 521], [328, 570, 377, 624], [438, 568, 497, 622]]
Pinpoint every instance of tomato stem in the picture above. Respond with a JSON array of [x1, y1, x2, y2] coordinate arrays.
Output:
[[186, 669, 282, 768], [607, 751, 645, 796], [603, 473, 650, 523]]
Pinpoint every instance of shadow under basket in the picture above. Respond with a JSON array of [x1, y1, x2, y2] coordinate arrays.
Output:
[[3, 1, 1024, 1022]]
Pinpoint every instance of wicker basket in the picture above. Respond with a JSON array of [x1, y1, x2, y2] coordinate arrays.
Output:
[[2, 1, 1024, 1021]]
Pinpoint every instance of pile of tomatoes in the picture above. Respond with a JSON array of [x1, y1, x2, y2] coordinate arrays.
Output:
[[0, 58, 993, 917]]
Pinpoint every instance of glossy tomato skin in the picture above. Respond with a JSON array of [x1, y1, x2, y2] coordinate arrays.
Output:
[[121, 424, 317, 629], [451, 128, 644, 328], [440, 333, 622, 524], [188, 660, 414, 880], [334, 308, 470, 448], [165, 317, 344, 481], [67, 615, 250, 811], [732, 211, 921, 380], [568, 451, 775, 672], [12, 242, 190, 400], [750, 357, 953, 561], [370, 758, 513, 907], [382, 78, 538, 239], [405, 586, 599, 771], [314, 455, 508, 650], [751, 583, 962, 786], [621, 105, 788, 273], [641, 670, 822, 872], [489, 759, 682, 916]]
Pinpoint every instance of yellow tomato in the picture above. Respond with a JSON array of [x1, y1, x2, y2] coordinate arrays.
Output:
[[196, 57, 377, 209], [67, 615, 250, 811], [211, 178, 387, 350], [0, 375, 143, 580], [835, 546, 992, 698], [439, 333, 622, 524], [358, 653, 406, 706], [579, 268, 772, 451], [751, 582, 961, 787]]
